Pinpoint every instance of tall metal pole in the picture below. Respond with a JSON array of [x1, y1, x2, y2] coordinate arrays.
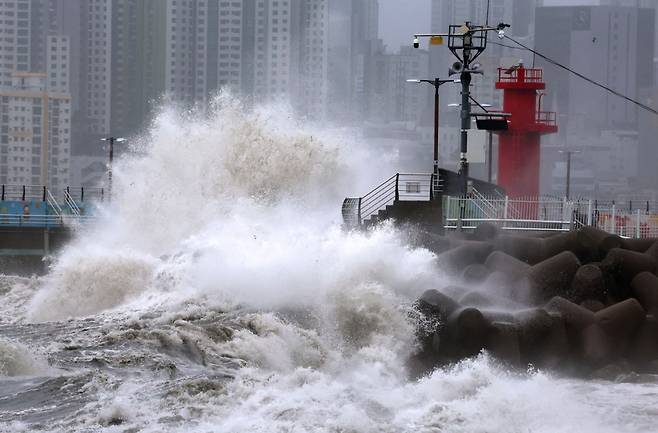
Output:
[[458, 70, 471, 195], [565, 151, 571, 200], [487, 130, 493, 183], [108, 137, 114, 203], [433, 78, 440, 198]]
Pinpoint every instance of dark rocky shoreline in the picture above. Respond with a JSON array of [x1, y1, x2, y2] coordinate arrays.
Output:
[[409, 225, 658, 378]]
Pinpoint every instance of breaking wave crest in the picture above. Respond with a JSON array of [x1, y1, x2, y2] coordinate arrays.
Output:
[[0, 337, 51, 377], [28, 93, 415, 321]]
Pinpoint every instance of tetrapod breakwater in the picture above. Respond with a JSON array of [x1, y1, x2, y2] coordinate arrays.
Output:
[[409, 225, 658, 378]]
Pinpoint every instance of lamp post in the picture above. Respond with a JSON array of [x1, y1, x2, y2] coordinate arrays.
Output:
[[558, 149, 581, 199], [406, 78, 459, 199], [100, 136, 126, 202], [413, 21, 510, 195]]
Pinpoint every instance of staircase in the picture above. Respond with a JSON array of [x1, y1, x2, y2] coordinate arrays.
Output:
[[342, 173, 442, 231], [63, 188, 82, 216]]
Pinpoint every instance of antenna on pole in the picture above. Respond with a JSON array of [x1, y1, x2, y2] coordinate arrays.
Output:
[[486, 0, 491, 26]]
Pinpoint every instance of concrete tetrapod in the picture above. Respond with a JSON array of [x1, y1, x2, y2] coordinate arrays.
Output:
[[545, 297, 596, 360], [568, 264, 606, 304], [627, 315, 658, 367], [461, 264, 490, 284], [435, 242, 493, 274], [539, 312, 570, 369], [595, 298, 646, 354], [484, 251, 531, 276], [630, 272, 658, 315], [645, 241, 658, 264], [600, 248, 656, 300], [485, 321, 521, 365], [414, 289, 460, 355], [460, 291, 524, 310], [580, 299, 605, 312], [514, 308, 554, 365], [542, 231, 585, 262], [619, 237, 658, 253], [493, 235, 545, 264], [525, 251, 581, 303], [444, 307, 490, 358], [576, 226, 623, 262]]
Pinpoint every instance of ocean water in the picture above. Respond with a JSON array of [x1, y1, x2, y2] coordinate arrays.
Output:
[[1, 95, 657, 433]]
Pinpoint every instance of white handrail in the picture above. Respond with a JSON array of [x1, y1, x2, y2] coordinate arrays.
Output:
[[46, 189, 63, 217], [64, 190, 82, 216]]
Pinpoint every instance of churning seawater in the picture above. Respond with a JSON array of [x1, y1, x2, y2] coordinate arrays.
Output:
[[1, 95, 657, 433]]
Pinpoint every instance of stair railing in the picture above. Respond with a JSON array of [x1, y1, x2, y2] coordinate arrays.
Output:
[[469, 187, 501, 219], [64, 187, 82, 216], [342, 173, 434, 228], [45, 188, 64, 225]]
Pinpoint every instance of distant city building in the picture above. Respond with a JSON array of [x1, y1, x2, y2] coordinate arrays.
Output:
[[297, 0, 329, 116], [369, 47, 430, 123], [535, 5, 656, 195], [46, 35, 69, 93], [0, 0, 31, 87], [81, 0, 112, 137], [536, 5, 654, 137], [327, 0, 380, 121], [0, 72, 71, 190]]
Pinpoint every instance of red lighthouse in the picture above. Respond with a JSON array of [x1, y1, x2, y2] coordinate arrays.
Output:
[[495, 65, 558, 198]]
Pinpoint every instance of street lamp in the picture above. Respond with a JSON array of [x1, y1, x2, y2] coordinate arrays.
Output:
[[100, 136, 126, 202], [413, 22, 510, 195], [406, 78, 460, 199], [558, 149, 581, 199]]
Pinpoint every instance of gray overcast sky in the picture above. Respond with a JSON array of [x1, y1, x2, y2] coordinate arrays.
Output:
[[379, 0, 432, 53]]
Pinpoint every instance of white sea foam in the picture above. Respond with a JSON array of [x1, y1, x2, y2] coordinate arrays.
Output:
[[0, 337, 51, 377], [27, 93, 434, 321]]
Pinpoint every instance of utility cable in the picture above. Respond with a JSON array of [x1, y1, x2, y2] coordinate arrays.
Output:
[[502, 34, 658, 116], [488, 40, 526, 50]]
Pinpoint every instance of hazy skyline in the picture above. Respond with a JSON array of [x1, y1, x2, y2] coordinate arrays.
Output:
[[379, 0, 432, 53]]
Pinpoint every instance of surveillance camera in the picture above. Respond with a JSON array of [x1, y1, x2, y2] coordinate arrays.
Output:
[[497, 29, 505, 39], [413, 37, 419, 48]]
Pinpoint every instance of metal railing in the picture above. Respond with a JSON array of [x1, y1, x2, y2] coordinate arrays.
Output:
[[342, 173, 439, 228], [497, 67, 543, 83], [0, 213, 96, 227], [536, 111, 557, 126], [444, 195, 658, 238], [0, 184, 104, 202], [63, 188, 82, 216]]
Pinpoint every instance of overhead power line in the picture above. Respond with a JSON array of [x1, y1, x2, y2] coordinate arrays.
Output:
[[488, 40, 525, 50], [502, 34, 658, 116]]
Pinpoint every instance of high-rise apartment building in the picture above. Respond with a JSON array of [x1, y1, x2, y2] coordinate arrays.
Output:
[[368, 47, 430, 123], [3, 0, 335, 165], [46, 35, 69, 93], [327, 0, 380, 120], [297, 0, 328, 116], [535, 4, 656, 195], [165, 0, 210, 106], [0, 0, 31, 88], [536, 5, 654, 137], [216, 0, 295, 101], [0, 72, 71, 190], [0, 0, 73, 187], [81, 0, 112, 136]]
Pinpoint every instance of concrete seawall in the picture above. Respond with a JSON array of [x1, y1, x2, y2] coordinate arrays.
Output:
[[0, 227, 72, 275]]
